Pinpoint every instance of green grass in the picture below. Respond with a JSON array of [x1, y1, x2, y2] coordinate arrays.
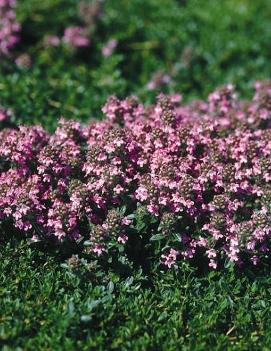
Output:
[[1, 241, 271, 350]]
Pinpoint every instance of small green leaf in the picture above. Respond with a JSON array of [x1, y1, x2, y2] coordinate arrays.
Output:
[[150, 234, 165, 241], [81, 315, 92, 322], [108, 281, 114, 294]]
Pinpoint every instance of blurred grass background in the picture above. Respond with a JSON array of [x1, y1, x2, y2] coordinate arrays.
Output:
[[1, 0, 271, 129]]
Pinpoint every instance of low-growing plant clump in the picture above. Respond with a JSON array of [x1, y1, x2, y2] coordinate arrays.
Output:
[[1, 81, 271, 270]]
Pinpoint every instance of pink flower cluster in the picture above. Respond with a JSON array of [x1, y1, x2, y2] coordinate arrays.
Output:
[[147, 71, 171, 91], [0, 0, 20, 55], [44, 0, 104, 50], [2, 82, 271, 269], [63, 26, 90, 48], [45, 26, 90, 49]]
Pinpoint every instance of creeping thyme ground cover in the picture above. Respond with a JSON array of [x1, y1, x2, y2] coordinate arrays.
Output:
[[2, 0, 271, 350], [3, 83, 271, 270], [2, 85, 271, 350]]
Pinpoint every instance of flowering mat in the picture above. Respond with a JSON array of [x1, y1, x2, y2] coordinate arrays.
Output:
[[1, 82, 271, 270]]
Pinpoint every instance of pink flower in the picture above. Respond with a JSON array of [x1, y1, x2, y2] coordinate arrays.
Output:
[[161, 248, 179, 268], [63, 26, 90, 48], [147, 71, 171, 90], [102, 39, 118, 57], [113, 184, 124, 194], [92, 244, 105, 256], [44, 35, 60, 47], [117, 233, 128, 244]]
